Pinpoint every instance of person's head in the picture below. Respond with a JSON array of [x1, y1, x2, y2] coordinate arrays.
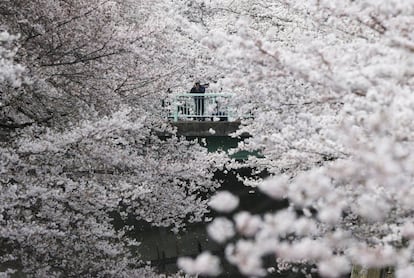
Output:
[[195, 81, 200, 88]]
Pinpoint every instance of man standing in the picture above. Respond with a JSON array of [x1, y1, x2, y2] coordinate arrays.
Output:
[[190, 81, 205, 120]]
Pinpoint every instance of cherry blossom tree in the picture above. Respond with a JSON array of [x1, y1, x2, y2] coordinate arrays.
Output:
[[0, 0, 227, 276], [175, 1, 414, 277], [4, 0, 414, 276], [0, 0, 206, 128], [0, 107, 226, 276]]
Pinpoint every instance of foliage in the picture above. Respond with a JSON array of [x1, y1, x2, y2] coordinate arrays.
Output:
[[0, 0, 226, 276], [174, 1, 414, 277], [4, 0, 414, 277], [0, 108, 225, 276]]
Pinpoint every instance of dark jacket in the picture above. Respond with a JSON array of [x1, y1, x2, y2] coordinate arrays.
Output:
[[190, 85, 205, 93]]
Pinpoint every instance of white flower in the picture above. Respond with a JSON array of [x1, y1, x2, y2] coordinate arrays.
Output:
[[208, 191, 239, 212], [225, 241, 267, 277], [259, 175, 289, 199], [401, 222, 414, 239], [234, 211, 261, 237], [396, 265, 414, 278], [318, 256, 350, 278], [318, 206, 342, 224], [177, 252, 221, 276], [207, 217, 235, 243], [354, 195, 391, 222]]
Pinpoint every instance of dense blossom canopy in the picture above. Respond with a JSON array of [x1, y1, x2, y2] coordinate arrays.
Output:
[[175, 1, 414, 277], [2, 0, 414, 277], [0, 0, 226, 276]]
